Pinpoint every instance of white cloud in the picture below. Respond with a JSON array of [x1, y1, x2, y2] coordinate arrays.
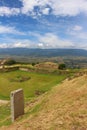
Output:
[[21, 0, 37, 14], [20, 0, 87, 17], [70, 31, 87, 40], [78, 32, 87, 39], [0, 7, 20, 16], [51, 0, 87, 16], [0, 25, 15, 33], [37, 43, 44, 48], [67, 25, 87, 40], [0, 43, 9, 48], [73, 25, 83, 31], [1, 0, 87, 17], [41, 8, 50, 15], [12, 42, 30, 48], [0, 40, 31, 48], [0, 32, 75, 48], [0, 25, 24, 35], [38, 33, 74, 48]]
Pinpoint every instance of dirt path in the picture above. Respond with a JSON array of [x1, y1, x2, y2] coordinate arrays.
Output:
[[0, 100, 9, 105]]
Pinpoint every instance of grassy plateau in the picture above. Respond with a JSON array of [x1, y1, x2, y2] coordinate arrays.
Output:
[[0, 70, 66, 100]]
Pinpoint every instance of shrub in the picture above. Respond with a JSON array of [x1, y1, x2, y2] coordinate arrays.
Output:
[[32, 63, 36, 66], [58, 63, 66, 70], [4, 59, 16, 65]]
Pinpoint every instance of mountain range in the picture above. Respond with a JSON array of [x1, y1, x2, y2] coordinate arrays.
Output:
[[0, 48, 87, 57]]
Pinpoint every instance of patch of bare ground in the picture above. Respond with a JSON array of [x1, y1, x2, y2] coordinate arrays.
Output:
[[0, 100, 9, 106], [1, 75, 87, 130]]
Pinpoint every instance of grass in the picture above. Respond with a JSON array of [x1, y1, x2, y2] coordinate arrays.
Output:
[[0, 70, 67, 127], [0, 70, 87, 129], [0, 104, 11, 127], [0, 70, 67, 100], [21, 75, 87, 130]]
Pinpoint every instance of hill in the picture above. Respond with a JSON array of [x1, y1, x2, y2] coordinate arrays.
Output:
[[0, 48, 87, 57], [1, 74, 87, 130]]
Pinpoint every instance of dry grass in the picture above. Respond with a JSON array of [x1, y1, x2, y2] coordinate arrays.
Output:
[[35, 62, 58, 72], [0, 100, 9, 106], [1, 75, 87, 130]]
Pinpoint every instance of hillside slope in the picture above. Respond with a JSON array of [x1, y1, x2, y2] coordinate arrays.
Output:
[[1, 75, 87, 130]]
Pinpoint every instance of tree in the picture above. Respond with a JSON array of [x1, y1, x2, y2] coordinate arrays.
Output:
[[58, 63, 66, 70], [4, 59, 16, 65], [32, 62, 36, 66]]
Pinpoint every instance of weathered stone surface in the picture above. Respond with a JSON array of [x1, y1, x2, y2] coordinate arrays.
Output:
[[10, 89, 24, 122]]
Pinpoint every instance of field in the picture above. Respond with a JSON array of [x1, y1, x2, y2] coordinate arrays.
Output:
[[0, 70, 67, 100], [0, 70, 67, 127], [0, 73, 87, 129]]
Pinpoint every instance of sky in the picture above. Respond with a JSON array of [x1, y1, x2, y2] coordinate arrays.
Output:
[[0, 0, 87, 49]]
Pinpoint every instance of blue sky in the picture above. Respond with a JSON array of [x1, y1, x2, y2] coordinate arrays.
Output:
[[0, 0, 87, 49]]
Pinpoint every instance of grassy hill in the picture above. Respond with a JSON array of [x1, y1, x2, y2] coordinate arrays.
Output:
[[35, 62, 58, 72], [0, 74, 87, 129]]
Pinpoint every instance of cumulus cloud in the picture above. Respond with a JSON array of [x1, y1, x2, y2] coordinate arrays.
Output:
[[0, 33, 75, 48], [0, 43, 9, 48], [0, 40, 31, 48], [1, 0, 87, 17], [38, 33, 74, 48], [41, 8, 50, 15], [20, 0, 87, 17], [0, 7, 20, 16], [37, 43, 44, 48], [51, 0, 87, 16], [0, 25, 24, 35], [12, 42, 30, 48]]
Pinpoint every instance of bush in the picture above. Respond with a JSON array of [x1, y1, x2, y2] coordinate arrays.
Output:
[[58, 63, 66, 70], [32, 63, 36, 66], [4, 59, 16, 65]]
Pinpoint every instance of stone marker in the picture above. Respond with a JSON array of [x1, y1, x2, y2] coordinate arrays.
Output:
[[11, 89, 24, 122]]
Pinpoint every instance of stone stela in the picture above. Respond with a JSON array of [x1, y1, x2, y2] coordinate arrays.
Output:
[[10, 89, 24, 122]]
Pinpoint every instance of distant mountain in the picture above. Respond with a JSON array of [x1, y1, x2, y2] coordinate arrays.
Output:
[[0, 48, 87, 57]]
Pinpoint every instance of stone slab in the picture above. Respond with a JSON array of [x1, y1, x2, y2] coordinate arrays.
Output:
[[10, 89, 24, 122]]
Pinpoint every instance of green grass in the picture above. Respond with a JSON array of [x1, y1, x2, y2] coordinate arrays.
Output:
[[0, 70, 67, 127], [0, 70, 67, 100], [0, 104, 11, 127], [0, 69, 86, 129]]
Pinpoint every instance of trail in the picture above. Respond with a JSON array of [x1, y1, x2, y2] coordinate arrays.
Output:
[[0, 100, 9, 105]]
